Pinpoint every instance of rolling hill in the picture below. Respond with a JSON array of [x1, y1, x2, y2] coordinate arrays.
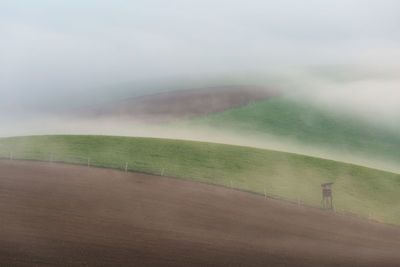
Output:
[[1, 135, 399, 225], [74, 86, 276, 123], [179, 95, 400, 164], [68, 82, 400, 168]]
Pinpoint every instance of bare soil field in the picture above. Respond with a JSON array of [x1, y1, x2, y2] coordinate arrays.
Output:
[[77, 86, 275, 123], [1, 160, 400, 266]]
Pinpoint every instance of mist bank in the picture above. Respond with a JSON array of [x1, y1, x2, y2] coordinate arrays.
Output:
[[2, 0, 400, 121], [290, 67, 400, 128], [3, 65, 400, 126]]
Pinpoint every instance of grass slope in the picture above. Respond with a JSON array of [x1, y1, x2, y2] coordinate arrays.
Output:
[[182, 96, 400, 162], [1, 135, 399, 225]]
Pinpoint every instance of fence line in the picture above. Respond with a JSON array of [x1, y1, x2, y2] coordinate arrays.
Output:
[[0, 151, 389, 225]]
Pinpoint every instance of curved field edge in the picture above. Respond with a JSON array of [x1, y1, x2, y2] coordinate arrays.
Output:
[[0, 135, 399, 225]]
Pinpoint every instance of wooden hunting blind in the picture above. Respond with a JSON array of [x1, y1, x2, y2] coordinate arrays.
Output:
[[321, 182, 333, 210]]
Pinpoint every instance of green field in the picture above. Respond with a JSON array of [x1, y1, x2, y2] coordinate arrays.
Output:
[[181, 96, 400, 162], [1, 135, 399, 225]]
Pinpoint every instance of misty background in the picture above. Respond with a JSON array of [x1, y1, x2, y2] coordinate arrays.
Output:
[[1, 0, 400, 136]]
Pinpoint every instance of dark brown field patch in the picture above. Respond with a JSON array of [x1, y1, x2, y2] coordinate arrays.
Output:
[[0, 160, 400, 266], [77, 86, 276, 123]]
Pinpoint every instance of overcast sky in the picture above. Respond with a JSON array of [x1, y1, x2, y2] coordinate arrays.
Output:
[[1, 0, 400, 112]]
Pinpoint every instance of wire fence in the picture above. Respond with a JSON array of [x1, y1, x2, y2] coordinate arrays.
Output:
[[0, 150, 387, 225]]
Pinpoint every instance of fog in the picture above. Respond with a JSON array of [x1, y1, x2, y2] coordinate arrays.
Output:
[[1, 0, 400, 111], [278, 66, 400, 127], [1, 0, 400, 171]]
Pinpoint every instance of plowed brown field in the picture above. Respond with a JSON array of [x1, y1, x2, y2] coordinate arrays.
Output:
[[78, 86, 275, 123], [1, 160, 400, 266]]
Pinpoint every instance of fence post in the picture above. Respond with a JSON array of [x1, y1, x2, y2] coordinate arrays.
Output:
[[125, 162, 128, 172], [264, 187, 267, 200]]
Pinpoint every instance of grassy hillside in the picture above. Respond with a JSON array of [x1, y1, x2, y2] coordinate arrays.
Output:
[[0, 135, 399, 225], [181, 96, 400, 162]]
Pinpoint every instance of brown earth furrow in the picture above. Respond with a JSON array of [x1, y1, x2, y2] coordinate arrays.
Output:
[[0, 160, 400, 266]]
